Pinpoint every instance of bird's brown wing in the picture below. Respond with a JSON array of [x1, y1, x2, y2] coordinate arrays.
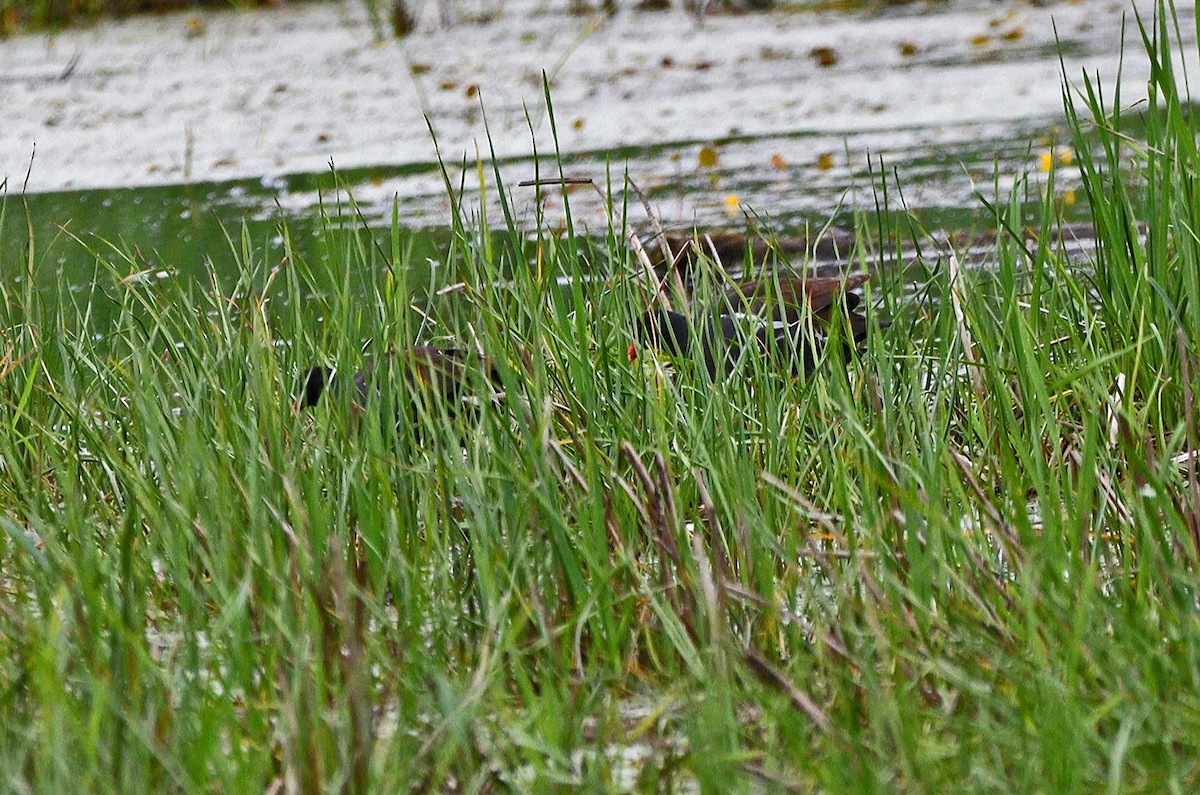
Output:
[[395, 347, 468, 401], [722, 274, 870, 324], [399, 346, 512, 402]]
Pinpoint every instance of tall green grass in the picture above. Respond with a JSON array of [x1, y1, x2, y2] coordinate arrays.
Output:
[[3, 3, 1200, 791]]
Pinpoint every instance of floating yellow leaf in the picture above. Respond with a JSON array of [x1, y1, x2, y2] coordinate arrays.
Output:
[[816, 152, 835, 171], [1059, 148, 1074, 166], [1062, 189, 1077, 206], [771, 154, 788, 170], [724, 195, 741, 213], [572, 118, 585, 131], [970, 34, 991, 47], [1002, 27, 1024, 41], [898, 41, 918, 57], [698, 145, 719, 169], [1038, 152, 1053, 172], [184, 14, 206, 38]]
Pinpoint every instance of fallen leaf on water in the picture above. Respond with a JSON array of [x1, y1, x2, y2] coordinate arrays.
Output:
[[810, 47, 838, 67], [698, 145, 719, 169], [771, 154, 787, 170], [816, 153, 835, 171], [185, 15, 205, 38]]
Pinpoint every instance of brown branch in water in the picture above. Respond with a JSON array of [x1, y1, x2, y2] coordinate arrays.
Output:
[[516, 177, 596, 187]]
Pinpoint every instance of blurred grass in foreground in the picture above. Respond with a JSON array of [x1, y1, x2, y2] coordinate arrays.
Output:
[[2, 2, 1200, 791]]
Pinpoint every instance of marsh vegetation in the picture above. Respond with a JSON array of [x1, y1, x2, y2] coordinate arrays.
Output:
[[3, 2, 1200, 792]]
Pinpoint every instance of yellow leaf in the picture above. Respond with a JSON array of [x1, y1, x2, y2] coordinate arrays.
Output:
[[698, 145, 719, 169], [771, 154, 787, 170], [724, 195, 741, 213], [1038, 152, 1053, 172], [816, 153, 835, 171]]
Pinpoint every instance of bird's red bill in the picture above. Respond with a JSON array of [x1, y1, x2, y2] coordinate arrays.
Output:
[[627, 342, 638, 363]]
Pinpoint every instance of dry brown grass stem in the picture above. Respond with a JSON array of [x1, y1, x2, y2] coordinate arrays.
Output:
[[948, 252, 986, 405]]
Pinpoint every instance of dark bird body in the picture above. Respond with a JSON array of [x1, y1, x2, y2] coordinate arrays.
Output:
[[296, 347, 502, 422], [631, 274, 878, 378]]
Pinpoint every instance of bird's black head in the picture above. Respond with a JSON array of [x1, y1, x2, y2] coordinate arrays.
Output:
[[631, 307, 692, 359], [295, 366, 333, 409]]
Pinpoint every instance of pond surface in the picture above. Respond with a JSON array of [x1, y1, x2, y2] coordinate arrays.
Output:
[[1, 0, 1194, 293]]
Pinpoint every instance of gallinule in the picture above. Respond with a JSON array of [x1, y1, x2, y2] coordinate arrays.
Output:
[[650, 230, 857, 277], [629, 274, 877, 378], [295, 346, 503, 420]]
